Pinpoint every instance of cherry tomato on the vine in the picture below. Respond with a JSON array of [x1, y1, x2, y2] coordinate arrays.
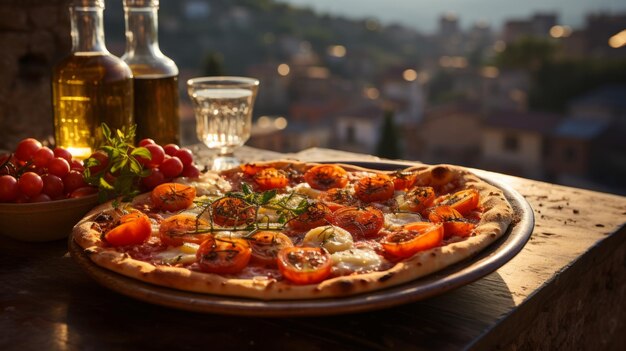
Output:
[[15, 138, 42, 162], [18, 172, 43, 197], [0, 175, 19, 202]]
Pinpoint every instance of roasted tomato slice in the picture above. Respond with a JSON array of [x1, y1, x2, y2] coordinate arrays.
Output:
[[151, 183, 196, 212], [442, 221, 476, 238], [380, 222, 444, 258], [104, 212, 152, 246], [196, 236, 251, 274], [158, 213, 211, 246], [277, 247, 332, 285], [427, 205, 463, 223], [354, 174, 395, 203], [392, 171, 416, 191], [288, 201, 332, 231], [319, 188, 358, 211], [427, 206, 475, 238], [303, 164, 348, 190], [436, 189, 480, 215], [210, 197, 255, 227], [240, 163, 268, 176], [248, 231, 294, 266], [331, 206, 384, 238], [253, 167, 289, 190], [404, 186, 436, 213]]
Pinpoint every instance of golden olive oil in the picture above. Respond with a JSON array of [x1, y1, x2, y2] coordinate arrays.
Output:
[[52, 53, 134, 158], [132, 75, 180, 144]]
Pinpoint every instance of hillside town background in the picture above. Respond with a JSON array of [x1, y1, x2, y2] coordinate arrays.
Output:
[[1, 0, 625, 195]]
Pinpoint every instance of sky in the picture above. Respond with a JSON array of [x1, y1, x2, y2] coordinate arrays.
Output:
[[280, 0, 626, 33]]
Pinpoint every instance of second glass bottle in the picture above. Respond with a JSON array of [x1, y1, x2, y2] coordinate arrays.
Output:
[[122, 0, 180, 145]]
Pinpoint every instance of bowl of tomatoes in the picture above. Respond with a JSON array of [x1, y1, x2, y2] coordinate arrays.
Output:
[[0, 139, 99, 242]]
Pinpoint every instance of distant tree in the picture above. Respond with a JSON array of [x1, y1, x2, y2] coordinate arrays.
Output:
[[203, 52, 225, 76], [376, 109, 402, 159], [494, 36, 557, 72]]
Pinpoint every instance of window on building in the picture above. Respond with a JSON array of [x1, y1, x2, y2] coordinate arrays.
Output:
[[503, 134, 519, 152]]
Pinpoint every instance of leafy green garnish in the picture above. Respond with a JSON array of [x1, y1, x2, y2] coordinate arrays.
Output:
[[83, 123, 151, 206]]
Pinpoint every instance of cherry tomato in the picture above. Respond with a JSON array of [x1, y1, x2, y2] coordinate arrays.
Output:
[[70, 159, 85, 172], [288, 201, 332, 231], [392, 171, 416, 191], [86, 151, 109, 174], [331, 206, 384, 238], [303, 164, 348, 190], [63, 170, 87, 193], [137, 144, 165, 169], [141, 168, 166, 190], [17, 172, 43, 197], [41, 174, 64, 199], [277, 247, 332, 285], [30, 193, 52, 202], [248, 231, 294, 266], [196, 236, 251, 274], [404, 186, 435, 213], [150, 183, 196, 212], [354, 174, 395, 203], [174, 148, 194, 166], [254, 167, 288, 190], [32, 147, 54, 168], [160, 156, 183, 178], [210, 197, 255, 227], [104, 212, 152, 246], [47, 157, 70, 178], [0, 175, 19, 202], [69, 186, 97, 198], [436, 189, 480, 216], [53, 147, 73, 162], [15, 138, 42, 162], [138, 138, 155, 147], [381, 222, 444, 258], [181, 164, 201, 178], [163, 143, 180, 156], [158, 213, 211, 246]]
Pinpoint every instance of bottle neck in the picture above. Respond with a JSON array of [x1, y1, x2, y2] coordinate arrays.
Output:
[[70, 6, 108, 53], [124, 7, 162, 57]]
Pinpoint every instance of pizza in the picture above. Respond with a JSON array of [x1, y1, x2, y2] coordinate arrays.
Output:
[[72, 161, 513, 300]]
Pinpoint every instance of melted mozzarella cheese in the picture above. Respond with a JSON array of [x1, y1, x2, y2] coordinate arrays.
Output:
[[174, 172, 231, 196], [331, 248, 383, 275], [383, 212, 423, 229], [303, 225, 354, 253], [154, 243, 200, 264], [291, 182, 322, 199]]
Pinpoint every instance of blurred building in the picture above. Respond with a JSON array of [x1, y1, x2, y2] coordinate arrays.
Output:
[[481, 110, 562, 179], [502, 13, 557, 43], [412, 103, 483, 166]]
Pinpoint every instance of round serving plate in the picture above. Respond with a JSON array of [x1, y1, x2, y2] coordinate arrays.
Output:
[[69, 161, 534, 317]]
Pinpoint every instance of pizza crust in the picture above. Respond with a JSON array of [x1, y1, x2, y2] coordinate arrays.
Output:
[[72, 162, 513, 300]]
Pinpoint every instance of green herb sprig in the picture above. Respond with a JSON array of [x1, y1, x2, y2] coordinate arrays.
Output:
[[83, 123, 151, 205]]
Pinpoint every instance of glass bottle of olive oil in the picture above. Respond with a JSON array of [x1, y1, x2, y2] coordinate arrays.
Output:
[[52, 0, 134, 159], [122, 0, 180, 145]]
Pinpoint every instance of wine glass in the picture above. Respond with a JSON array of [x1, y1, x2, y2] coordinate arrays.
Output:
[[187, 76, 259, 170]]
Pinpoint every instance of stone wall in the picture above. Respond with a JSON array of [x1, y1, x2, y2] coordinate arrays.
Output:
[[0, 0, 70, 150]]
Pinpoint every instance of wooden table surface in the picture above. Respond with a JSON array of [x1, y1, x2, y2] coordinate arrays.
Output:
[[1, 147, 625, 350]]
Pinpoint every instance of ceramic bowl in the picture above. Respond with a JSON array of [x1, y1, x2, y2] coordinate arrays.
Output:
[[0, 195, 99, 242]]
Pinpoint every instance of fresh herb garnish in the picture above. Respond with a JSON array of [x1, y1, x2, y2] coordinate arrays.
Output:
[[83, 123, 151, 206]]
